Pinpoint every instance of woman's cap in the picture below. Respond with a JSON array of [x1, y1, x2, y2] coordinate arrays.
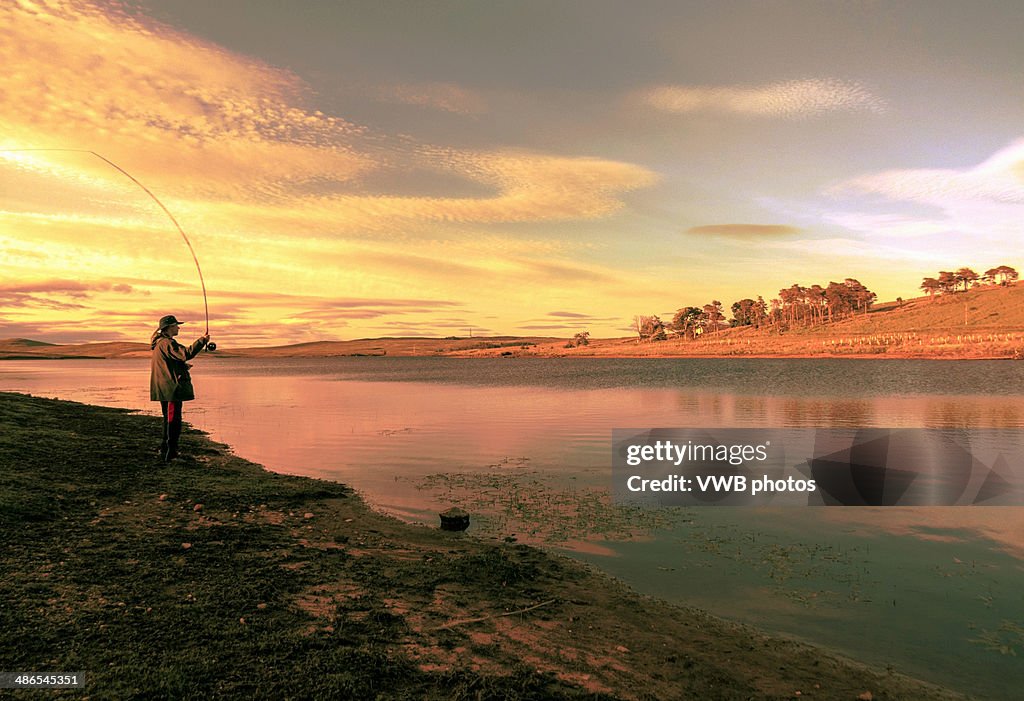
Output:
[[158, 315, 185, 328]]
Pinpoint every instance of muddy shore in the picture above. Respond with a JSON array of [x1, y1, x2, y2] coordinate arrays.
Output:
[[0, 391, 970, 700]]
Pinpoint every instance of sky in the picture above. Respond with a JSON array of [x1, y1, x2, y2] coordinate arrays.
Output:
[[2, 0, 1023, 346]]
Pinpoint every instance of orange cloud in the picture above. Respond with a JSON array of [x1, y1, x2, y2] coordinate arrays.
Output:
[[687, 224, 802, 238], [0, 278, 139, 311], [1, 2, 654, 224], [0, 2, 372, 198], [640, 79, 887, 118], [0, 1, 660, 344]]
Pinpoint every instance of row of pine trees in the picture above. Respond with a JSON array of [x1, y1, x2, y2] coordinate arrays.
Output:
[[630, 264, 1018, 342], [919, 265, 1018, 299]]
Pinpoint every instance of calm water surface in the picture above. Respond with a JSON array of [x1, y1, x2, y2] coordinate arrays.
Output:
[[3, 357, 1023, 699]]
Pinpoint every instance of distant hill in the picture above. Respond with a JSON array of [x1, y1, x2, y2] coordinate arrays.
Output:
[[788, 281, 1024, 335], [0, 338, 57, 347], [0, 336, 558, 360], [3, 283, 1022, 360], [523, 281, 1024, 359], [224, 336, 558, 358], [0, 340, 148, 359]]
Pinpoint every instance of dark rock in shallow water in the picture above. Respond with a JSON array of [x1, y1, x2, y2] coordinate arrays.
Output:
[[439, 507, 470, 531]]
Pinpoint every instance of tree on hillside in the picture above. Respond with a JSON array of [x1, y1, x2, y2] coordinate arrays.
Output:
[[769, 298, 783, 329], [984, 265, 1019, 286], [632, 316, 645, 341], [955, 267, 979, 291], [633, 315, 667, 342], [808, 284, 827, 325], [730, 298, 767, 327], [702, 301, 726, 334], [843, 278, 877, 313], [779, 284, 807, 327], [671, 307, 703, 339], [818, 279, 877, 320], [824, 282, 846, 322], [937, 271, 958, 294], [755, 296, 769, 327], [572, 331, 590, 347], [920, 277, 941, 301], [646, 316, 667, 341]]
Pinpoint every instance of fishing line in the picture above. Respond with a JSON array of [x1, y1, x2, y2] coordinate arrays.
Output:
[[1, 148, 215, 349]]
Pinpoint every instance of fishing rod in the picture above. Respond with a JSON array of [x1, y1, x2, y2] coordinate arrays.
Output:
[[1, 148, 216, 351]]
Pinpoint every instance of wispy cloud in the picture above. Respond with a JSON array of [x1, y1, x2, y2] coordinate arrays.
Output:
[[375, 82, 488, 115], [0, 319, 132, 344], [0, 278, 139, 312], [283, 298, 462, 322], [831, 139, 1024, 206], [519, 324, 583, 331], [0, 2, 654, 224], [0, 279, 136, 296], [518, 310, 619, 329], [826, 139, 1024, 258], [547, 311, 592, 319], [687, 224, 802, 238], [640, 78, 887, 118], [824, 213, 953, 238], [0, 2, 372, 198]]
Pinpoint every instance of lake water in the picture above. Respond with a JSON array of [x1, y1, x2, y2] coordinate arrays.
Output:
[[2, 356, 1023, 699]]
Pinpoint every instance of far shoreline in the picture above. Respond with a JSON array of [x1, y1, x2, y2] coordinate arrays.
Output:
[[2, 348, 1020, 361], [5, 281, 1024, 362]]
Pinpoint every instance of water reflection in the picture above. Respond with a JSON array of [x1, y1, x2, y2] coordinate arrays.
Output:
[[732, 394, 768, 424], [779, 398, 871, 427]]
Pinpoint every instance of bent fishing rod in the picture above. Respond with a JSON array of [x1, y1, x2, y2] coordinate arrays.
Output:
[[2, 148, 216, 351]]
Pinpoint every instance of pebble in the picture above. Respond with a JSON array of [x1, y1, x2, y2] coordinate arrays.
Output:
[[303, 512, 314, 519], [193, 504, 203, 512], [858, 693, 873, 701], [158, 494, 168, 501], [181, 543, 192, 550]]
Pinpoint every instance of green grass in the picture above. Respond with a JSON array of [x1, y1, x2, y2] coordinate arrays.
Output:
[[0, 392, 615, 700]]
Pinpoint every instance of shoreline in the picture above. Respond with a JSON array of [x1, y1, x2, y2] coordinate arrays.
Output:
[[450, 351, 1021, 360], [3, 350, 1021, 361], [0, 390, 973, 699]]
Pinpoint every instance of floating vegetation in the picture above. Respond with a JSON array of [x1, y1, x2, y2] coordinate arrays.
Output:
[[969, 620, 1024, 656], [410, 471, 688, 546], [485, 456, 531, 469]]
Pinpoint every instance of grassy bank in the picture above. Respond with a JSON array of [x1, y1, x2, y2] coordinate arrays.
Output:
[[0, 391, 970, 700]]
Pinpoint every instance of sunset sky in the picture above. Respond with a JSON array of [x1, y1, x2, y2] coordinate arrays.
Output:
[[2, 0, 1023, 345]]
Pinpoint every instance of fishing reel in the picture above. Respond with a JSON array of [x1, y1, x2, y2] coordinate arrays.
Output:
[[206, 340, 217, 352]]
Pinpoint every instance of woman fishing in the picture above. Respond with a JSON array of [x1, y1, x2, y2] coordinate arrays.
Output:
[[150, 315, 210, 462], [3, 149, 218, 459]]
